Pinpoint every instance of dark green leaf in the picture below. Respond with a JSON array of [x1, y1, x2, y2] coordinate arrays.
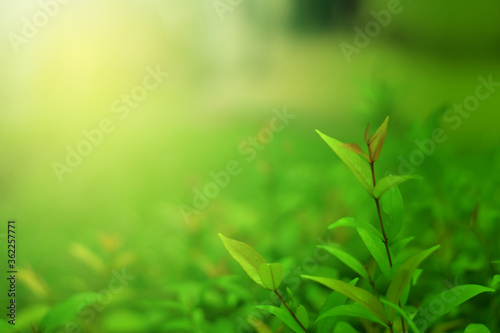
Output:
[[357, 228, 391, 279], [380, 299, 420, 333], [334, 321, 357, 333], [317, 278, 358, 333], [464, 324, 491, 333], [329, 217, 383, 240], [317, 303, 388, 328], [374, 175, 420, 199], [254, 305, 305, 333], [379, 185, 404, 239]]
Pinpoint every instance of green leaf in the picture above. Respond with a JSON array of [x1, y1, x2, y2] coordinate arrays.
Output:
[[40, 292, 101, 333], [295, 305, 309, 329], [464, 324, 491, 333], [374, 174, 420, 198], [387, 246, 440, 319], [316, 130, 373, 196], [390, 237, 414, 257], [317, 303, 388, 328], [319, 246, 368, 279], [317, 278, 358, 333], [219, 233, 267, 289], [248, 316, 274, 333], [380, 299, 421, 333], [254, 305, 305, 333], [334, 321, 358, 333], [0, 319, 21, 332], [491, 275, 500, 288], [301, 275, 388, 323], [329, 217, 383, 240], [368, 116, 389, 162], [379, 185, 404, 239], [258, 263, 284, 291], [357, 228, 391, 279], [412, 284, 495, 331]]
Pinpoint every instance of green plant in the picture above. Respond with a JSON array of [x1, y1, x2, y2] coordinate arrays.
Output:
[[219, 117, 495, 332]]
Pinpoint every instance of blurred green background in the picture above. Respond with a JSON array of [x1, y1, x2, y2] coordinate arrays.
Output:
[[0, 0, 499, 332]]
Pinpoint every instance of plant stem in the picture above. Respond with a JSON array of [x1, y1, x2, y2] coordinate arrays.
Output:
[[370, 162, 393, 267], [274, 289, 309, 333]]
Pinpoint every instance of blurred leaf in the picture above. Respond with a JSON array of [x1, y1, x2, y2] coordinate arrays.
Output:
[[368, 116, 389, 162], [380, 299, 420, 333], [301, 275, 388, 323], [374, 175, 420, 199], [412, 285, 495, 330], [491, 275, 500, 288], [258, 263, 284, 291], [357, 228, 391, 279], [379, 185, 404, 239], [254, 305, 305, 333], [39, 292, 100, 333], [464, 324, 491, 333], [334, 321, 358, 333], [364, 123, 371, 144], [316, 130, 373, 196], [219, 233, 267, 289], [329, 217, 383, 240], [317, 303, 388, 328], [319, 246, 368, 279], [295, 305, 309, 329], [69, 243, 106, 274], [387, 246, 440, 319], [0, 319, 21, 332], [248, 316, 274, 333], [391, 237, 414, 257], [317, 278, 358, 333]]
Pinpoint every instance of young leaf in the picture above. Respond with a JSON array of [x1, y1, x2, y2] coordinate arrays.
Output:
[[380, 299, 420, 333], [219, 233, 267, 289], [329, 217, 383, 240], [258, 263, 284, 291], [316, 130, 373, 196], [464, 324, 491, 333], [343, 143, 370, 161], [374, 174, 420, 198], [295, 305, 309, 329], [386, 245, 440, 319], [301, 275, 388, 324], [248, 316, 274, 333], [317, 278, 359, 333], [319, 245, 368, 279], [254, 305, 306, 333], [379, 185, 404, 239], [368, 116, 389, 162], [412, 284, 495, 331], [317, 303, 388, 328], [39, 292, 101, 333], [357, 228, 392, 279], [364, 123, 371, 144]]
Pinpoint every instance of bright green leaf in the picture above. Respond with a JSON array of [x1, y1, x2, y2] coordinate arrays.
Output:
[[374, 174, 420, 199], [248, 316, 274, 333], [357, 228, 391, 279], [320, 246, 368, 279], [254, 305, 306, 333], [491, 275, 500, 288], [40, 292, 101, 333], [464, 324, 491, 333], [412, 284, 495, 331], [258, 263, 284, 291], [219, 233, 267, 289], [379, 185, 404, 239], [295, 305, 309, 329], [316, 130, 373, 196], [329, 217, 383, 240], [317, 303, 388, 328], [301, 275, 388, 323], [368, 116, 389, 162], [334, 321, 358, 333], [386, 246, 440, 319], [380, 299, 420, 333]]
